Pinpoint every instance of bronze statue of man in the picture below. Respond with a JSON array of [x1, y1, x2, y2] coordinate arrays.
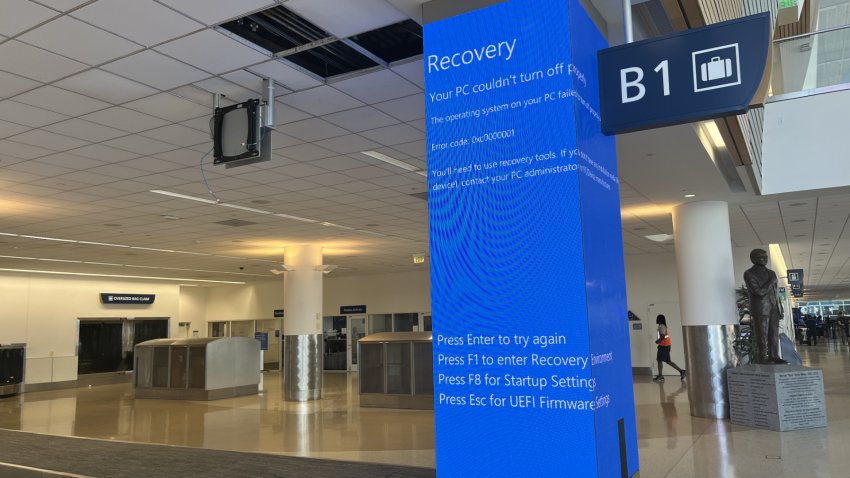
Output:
[[743, 248, 787, 364]]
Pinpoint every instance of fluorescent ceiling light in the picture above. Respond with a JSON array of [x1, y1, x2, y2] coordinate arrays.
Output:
[[684, 194, 696, 198], [0, 268, 245, 284], [20, 235, 77, 242], [645, 234, 674, 242], [274, 213, 317, 223], [700, 120, 726, 148], [361, 150, 420, 172], [220, 203, 274, 214], [150, 190, 219, 204], [77, 241, 129, 248]]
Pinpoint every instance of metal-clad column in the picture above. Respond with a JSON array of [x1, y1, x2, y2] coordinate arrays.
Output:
[[672, 201, 739, 419], [282, 245, 323, 401]]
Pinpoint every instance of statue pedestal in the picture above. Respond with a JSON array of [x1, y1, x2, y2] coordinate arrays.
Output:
[[727, 365, 826, 431]]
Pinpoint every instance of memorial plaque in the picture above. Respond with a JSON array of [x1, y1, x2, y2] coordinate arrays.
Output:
[[727, 365, 826, 431]]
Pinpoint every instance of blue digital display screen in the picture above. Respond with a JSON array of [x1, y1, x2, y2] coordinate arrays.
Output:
[[424, 1, 638, 476]]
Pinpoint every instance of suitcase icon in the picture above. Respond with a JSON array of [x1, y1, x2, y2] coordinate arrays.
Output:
[[700, 56, 732, 82]]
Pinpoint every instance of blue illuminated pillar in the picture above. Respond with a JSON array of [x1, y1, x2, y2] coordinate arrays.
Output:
[[424, 1, 638, 476]]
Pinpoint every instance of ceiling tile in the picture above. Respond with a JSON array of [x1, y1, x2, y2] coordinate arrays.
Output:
[[157, 0, 275, 26], [391, 59, 424, 89], [315, 134, 381, 155], [332, 70, 421, 104], [221, 70, 272, 93], [248, 61, 323, 91], [140, 124, 210, 147], [14, 85, 111, 116], [278, 143, 337, 162], [155, 29, 269, 74], [274, 102, 313, 125], [54, 69, 158, 104], [81, 107, 170, 133], [194, 77, 258, 103], [359, 123, 424, 146], [102, 50, 210, 90], [0, 41, 88, 82], [0, 70, 41, 100], [8, 129, 88, 151], [18, 16, 141, 65], [0, 139, 55, 159], [0, 119, 31, 139], [103, 135, 180, 156], [43, 119, 126, 143], [68, 144, 140, 162], [36, 0, 89, 11], [0, 0, 58, 37], [0, 100, 68, 127], [280, 86, 364, 116], [278, 118, 349, 142], [285, 0, 408, 38], [374, 93, 425, 122], [72, 0, 204, 47], [123, 93, 211, 122], [36, 152, 106, 170], [323, 106, 399, 133]]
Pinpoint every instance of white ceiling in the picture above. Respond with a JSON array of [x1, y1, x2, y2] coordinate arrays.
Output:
[[0, 0, 848, 298]]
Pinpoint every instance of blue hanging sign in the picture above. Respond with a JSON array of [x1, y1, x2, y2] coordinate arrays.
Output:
[[597, 12, 771, 135]]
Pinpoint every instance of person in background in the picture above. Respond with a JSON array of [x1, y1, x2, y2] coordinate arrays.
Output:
[[840, 312, 849, 345], [653, 314, 686, 383], [806, 314, 818, 346]]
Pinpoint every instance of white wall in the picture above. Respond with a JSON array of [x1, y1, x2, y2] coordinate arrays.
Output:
[[623, 253, 681, 372], [203, 280, 283, 323], [323, 270, 431, 315], [178, 286, 208, 338], [0, 272, 181, 385], [762, 88, 850, 194]]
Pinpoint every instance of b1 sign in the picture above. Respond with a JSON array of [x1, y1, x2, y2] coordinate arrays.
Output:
[[598, 13, 770, 135]]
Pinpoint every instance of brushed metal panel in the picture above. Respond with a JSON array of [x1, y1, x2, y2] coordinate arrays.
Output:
[[282, 334, 322, 402], [682, 325, 739, 419]]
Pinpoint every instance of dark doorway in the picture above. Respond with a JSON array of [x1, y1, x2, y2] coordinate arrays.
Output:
[[77, 318, 169, 375], [78, 320, 123, 374]]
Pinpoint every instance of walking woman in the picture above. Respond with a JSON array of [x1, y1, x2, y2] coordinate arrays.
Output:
[[653, 314, 686, 383]]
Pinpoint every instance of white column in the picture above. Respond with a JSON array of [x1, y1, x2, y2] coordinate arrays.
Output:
[[282, 244, 323, 401], [672, 201, 738, 419], [672, 201, 737, 326]]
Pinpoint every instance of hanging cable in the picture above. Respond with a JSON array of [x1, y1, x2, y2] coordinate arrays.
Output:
[[199, 146, 221, 204]]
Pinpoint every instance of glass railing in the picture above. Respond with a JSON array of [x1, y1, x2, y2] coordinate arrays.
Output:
[[769, 24, 850, 99]]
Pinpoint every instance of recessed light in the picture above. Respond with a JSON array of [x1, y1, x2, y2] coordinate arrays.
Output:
[[645, 234, 674, 242], [684, 194, 696, 198]]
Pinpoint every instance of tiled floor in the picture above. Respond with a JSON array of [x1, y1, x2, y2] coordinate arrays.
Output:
[[1, 341, 848, 476]]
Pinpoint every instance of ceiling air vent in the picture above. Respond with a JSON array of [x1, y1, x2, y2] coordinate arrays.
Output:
[[215, 219, 258, 227], [220, 6, 422, 79]]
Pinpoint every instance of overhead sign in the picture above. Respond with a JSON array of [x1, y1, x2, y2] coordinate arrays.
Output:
[[597, 13, 770, 135], [340, 305, 366, 314], [273, 309, 284, 318], [788, 269, 804, 298], [100, 293, 155, 305]]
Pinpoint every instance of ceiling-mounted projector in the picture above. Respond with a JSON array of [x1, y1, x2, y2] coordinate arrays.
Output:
[[212, 79, 275, 169]]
